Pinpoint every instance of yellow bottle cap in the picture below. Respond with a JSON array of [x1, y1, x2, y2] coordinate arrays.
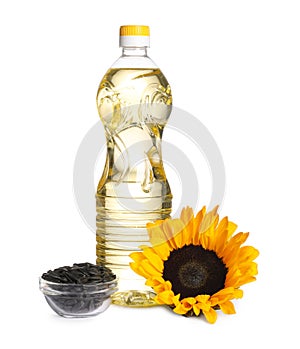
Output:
[[120, 25, 150, 37], [119, 25, 150, 47]]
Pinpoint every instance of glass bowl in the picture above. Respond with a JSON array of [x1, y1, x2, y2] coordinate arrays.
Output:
[[39, 277, 118, 318]]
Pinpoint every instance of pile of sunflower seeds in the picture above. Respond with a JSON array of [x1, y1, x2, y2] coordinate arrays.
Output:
[[42, 263, 116, 315], [42, 262, 116, 284]]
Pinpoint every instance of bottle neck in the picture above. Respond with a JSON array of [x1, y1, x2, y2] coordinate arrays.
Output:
[[111, 46, 156, 69], [122, 47, 148, 57]]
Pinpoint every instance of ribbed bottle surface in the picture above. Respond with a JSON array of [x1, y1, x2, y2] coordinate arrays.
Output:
[[96, 68, 172, 306]]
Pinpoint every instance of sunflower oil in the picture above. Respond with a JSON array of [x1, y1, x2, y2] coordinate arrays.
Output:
[[96, 26, 172, 307]]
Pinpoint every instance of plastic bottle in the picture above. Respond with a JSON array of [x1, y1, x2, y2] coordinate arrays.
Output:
[[96, 25, 172, 306]]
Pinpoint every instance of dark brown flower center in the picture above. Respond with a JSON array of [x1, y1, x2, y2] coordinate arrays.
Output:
[[162, 245, 228, 299]]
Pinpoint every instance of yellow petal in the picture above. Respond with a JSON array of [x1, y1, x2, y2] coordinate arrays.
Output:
[[214, 228, 229, 256], [227, 221, 238, 238], [226, 261, 257, 287], [203, 219, 219, 250], [236, 275, 257, 287], [140, 260, 162, 277], [215, 216, 229, 236], [225, 269, 242, 288], [239, 261, 258, 276], [172, 294, 181, 306], [230, 232, 249, 247], [199, 232, 209, 249], [195, 206, 206, 225], [173, 230, 184, 249], [150, 280, 172, 293], [152, 241, 171, 260], [234, 288, 243, 299], [145, 276, 165, 287], [129, 262, 148, 279], [194, 295, 211, 312], [173, 296, 197, 315], [142, 248, 164, 272], [173, 304, 188, 315], [210, 287, 235, 306], [193, 304, 201, 316], [180, 206, 194, 225], [222, 232, 249, 266], [155, 290, 175, 305], [160, 218, 186, 249], [203, 307, 217, 324], [238, 246, 260, 263], [182, 222, 193, 246], [146, 219, 164, 229], [220, 300, 236, 314], [212, 217, 229, 252], [210, 287, 243, 306], [200, 206, 219, 233], [195, 294, 210, 303], [192, 207, 206, 244], [147, 221, 170, 247], [181, 297, 196, 308], [162, 219, 181, 249], [130, 251, 145, 263], [212, 286, 235, 298]]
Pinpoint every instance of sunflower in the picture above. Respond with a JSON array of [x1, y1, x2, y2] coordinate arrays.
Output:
[[130, 206, 259, 323]]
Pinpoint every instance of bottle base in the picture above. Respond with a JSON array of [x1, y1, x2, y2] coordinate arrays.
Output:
[[111, 290, 157, 307]]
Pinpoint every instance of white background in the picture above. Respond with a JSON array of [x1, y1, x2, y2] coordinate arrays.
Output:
[[1, 0, 299, 348]]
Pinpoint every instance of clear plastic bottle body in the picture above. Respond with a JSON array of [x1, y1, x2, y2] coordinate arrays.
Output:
[[96, 46, 172, 306]]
